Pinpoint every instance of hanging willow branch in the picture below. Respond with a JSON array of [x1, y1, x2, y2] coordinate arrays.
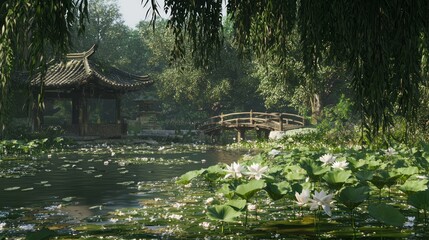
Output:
[[162, 0, 429, 140], [0, 0, 88, 133]]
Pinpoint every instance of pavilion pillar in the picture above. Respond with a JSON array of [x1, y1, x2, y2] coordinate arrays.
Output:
[[78, 90, 88, 136], [115, 95, 121, 124], [71, 94, 80, 125]]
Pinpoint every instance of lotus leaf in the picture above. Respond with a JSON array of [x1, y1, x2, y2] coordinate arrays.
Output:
[[347, 158, 367, 169], [225, 199, 247, 210], [26, 228, 57, 240], [264, 181, 291, 201], [217, 184, 234, 199], [235, 180, 266, 201], [176, 169, 205, 184], [370, 170, 401, 189], [408, 189, 429, 210], [396, 166, 419, 176], [338, 186, 370, 210], [284, 165, 306, 181], [207, 205, 242, 222], [399, 179, 428, 194], [300, 160, 329, 181], [368, 203, 405, 227], [322, 170, 352, 190], [355, 170, 374, 182], [204, 165, 224, 181]]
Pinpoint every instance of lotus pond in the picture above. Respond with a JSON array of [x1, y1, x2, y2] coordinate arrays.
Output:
[[1, 141, 429, 239]]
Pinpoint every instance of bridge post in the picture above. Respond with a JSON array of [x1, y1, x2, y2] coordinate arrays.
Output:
[[237, 129, 245, 142], [278, 113, 284, 131]]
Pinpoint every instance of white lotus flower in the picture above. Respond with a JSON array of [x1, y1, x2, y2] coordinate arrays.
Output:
[[169, 214, 182, 220], [225, 162, 245, 179], [246, 163, 268, 180], [268, 149, 281, 157], [199, 221, 211, 229], [205, 197, 214, 205], [384, 147, 397, 156], [319, 154, 336, 166], [404, 216, 415, 228], [309, 190, 335, 216], [18, 224, 35, 231], [0, 222, 5, 231], [332, 161, 349, 170], [247, 203, 257, 211], [204, 197, 214, 205], [295, 189, 310, 206]]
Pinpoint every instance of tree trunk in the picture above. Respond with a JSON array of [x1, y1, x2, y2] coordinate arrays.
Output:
[[310, 93, 322, 124]]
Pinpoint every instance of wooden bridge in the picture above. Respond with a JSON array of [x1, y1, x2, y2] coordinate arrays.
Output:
[[199, 111, 305, 142]]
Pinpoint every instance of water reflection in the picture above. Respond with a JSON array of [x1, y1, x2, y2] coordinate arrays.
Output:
[[0, 148, 241, 211]]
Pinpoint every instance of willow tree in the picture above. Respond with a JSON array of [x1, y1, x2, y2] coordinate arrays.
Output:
[[160, 0, 429, 140], [0, 0, 88, 133]]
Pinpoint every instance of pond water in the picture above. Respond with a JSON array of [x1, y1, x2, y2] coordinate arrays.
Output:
[[0, 144, 242, 236]]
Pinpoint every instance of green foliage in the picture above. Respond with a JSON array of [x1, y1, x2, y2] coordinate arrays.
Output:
[[408, 189, 429, 211], [317, 95, 359, 145], [156, 0, 429, 141], [176, 169, 205, 184], [0, 136, 65, 156], [368, 203, 406, 227], [322, 170, 352, 190], [25, 228, 58, 240], [138, 20, 263, 127], [235, 179, 266, 201], [264, 181, 291, 201], [338, 185, 370, 210], [399, 179, 428, 194], [252, 30, 348, 121], [206, 205, 242, 223], [225, 199, 247, 211]]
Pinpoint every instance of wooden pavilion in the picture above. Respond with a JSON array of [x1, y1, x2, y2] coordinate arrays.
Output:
[[30, 45, 153, 137]]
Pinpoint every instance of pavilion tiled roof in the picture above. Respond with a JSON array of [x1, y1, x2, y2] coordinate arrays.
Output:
[[31, 45, 152, 91]]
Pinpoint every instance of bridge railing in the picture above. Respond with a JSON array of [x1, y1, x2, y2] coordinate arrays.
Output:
[[199, 111, 305, 133]]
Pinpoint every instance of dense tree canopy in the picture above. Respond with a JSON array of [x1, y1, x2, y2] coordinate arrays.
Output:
[[2, 0, 429, 140], [161, 0, 429, 139]]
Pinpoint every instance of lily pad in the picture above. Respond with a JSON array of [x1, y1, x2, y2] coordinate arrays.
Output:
[[62, 197, 74, 202]]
